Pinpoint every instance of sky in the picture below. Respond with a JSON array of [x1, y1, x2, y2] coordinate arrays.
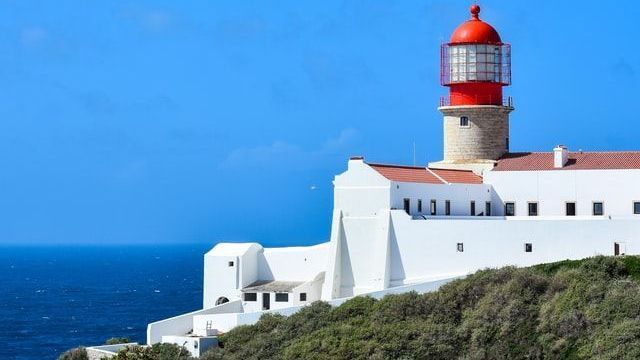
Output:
[[1, 1, 639, 246]]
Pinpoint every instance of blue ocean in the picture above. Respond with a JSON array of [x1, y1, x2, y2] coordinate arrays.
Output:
[[0, 244, 210, 360]]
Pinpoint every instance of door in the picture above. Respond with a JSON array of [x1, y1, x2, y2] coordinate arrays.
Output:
[[614, 242, 626, 256], [262, 293, 270, 310]]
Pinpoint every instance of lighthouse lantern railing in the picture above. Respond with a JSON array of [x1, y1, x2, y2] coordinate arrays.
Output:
[[440, 43, 511, 86]]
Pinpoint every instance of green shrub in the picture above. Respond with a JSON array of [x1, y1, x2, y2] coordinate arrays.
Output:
[[58, 347, 88, 360], [105, 337, 131, 345]]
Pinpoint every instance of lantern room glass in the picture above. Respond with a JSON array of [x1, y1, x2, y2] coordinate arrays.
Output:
[[441, 43, 511, 85]]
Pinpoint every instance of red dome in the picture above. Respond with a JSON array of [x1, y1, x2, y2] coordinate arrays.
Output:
[[450, 5, 502, 44]]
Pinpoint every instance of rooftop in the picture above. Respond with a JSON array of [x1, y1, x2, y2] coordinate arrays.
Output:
[[494, 152, 640, 171], [368, 163, 483, 184], [241, 280, 304, 293]]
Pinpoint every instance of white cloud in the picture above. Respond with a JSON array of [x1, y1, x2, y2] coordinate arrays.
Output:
[[21, 27, 48, 47], [219, 128, 358, 169]]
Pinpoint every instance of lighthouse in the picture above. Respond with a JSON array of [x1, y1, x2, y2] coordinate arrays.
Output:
[[431, 5, 513, 173]]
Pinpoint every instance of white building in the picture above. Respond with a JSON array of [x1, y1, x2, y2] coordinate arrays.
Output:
[[144, 5, 640, 357]]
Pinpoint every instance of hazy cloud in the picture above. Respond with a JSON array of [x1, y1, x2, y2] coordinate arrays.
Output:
[[220, 128, 358, 169], [21, 27, 48, 47]]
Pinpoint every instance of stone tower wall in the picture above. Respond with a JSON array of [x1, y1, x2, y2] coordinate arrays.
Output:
[[439, 105, 513, 162]]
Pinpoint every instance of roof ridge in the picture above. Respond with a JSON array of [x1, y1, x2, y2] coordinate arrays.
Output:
[[367, 162, 427, 170]]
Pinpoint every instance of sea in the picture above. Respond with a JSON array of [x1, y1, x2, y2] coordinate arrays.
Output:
[[0, 244, 210, 360]]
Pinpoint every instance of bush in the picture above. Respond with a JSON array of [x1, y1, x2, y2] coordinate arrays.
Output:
[[111, 343, 191, 360], [105, 337, 131, 345], [215, 256, 640, 359], [58, 347, 88, 360]]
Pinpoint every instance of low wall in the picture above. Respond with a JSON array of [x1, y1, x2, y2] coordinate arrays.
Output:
[[86, 343, 138, 359], [147, 300, 242, 344]]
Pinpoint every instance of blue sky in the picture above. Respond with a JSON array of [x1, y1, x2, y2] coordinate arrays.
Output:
[[1, 1, 638, 246]]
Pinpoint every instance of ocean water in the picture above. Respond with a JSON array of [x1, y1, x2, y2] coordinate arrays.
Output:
[[0, 244, 209, 360]]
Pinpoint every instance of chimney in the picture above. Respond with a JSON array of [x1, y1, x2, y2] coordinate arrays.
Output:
[[553, 145, 568, 168]]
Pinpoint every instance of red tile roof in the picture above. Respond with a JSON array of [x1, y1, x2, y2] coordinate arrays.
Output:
[[368, 163, 482, 184], [494, 152, 640, 171], [431, 168, 483, 184]]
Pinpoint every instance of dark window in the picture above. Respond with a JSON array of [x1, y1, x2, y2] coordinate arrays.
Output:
[[485, 202, 492, 216], [275, 293, 289, 302], [216, 297, 229, 306], [615, 242, 621, 256], [445, 200, 451, 216], [566, 202, 576, 216], [505, 137, 510, 151], [634, 202, 640, 215], [228, 261, 234, 267], [403, 198, 410, 215], [528, 202, 538, 216], [460, 116, 469, 127], [505, 202, 515, 216], [299, 293, 307, 302], [470, 201, 476, 216], [417, 199, 422, 213], [593, 202, 604, 216], [430, 200, 437, 215], [243, 293, 257, 302], [457, 243, 464, 252], [525, 243, 533, 253]]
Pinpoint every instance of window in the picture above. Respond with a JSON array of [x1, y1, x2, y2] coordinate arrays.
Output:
[[634, 202, 640, 215], [460, 116, 470, 127], [430, 200, 437, 215], [528, 202, 538, 216], [299, 293, 307, 302], [228, 261, 234, 267], [457, 243, 464, 252], [485, 201, 492, 216], [593, 202, 604, 216], [566, 202, 576, 216], [403, 198, 410, 214], [243, 293, 257, 302], [505, 202, 515, 216], [505, 137, 509, 151], [215, 297, 230, 306], [470, 201, 476, 216], [445, 200, 451, 216], [417, 199, 422, 213], [525, 243, 532, 253], [275, 293, 289, 302]]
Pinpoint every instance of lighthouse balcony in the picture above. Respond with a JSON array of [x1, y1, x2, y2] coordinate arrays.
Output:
[[439, 94, 513, 108]]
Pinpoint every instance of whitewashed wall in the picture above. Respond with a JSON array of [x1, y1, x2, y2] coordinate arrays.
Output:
[[390, 182, 493, 216], [334, 159, 391, 217], [258, 244, 328, 281], [485, 169, 640, 217]]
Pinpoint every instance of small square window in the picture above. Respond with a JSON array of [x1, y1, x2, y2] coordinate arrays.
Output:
[[228, 261, 234, 267], [457, 243, 464, 252], [430, 200, 437, 215], [528, 202, 538, 216], [460, 116, 470, 127], [525, 243, 533, 253], [566, 202, 576, 216], [505, 202, 515, 216], [243, 293, 257, 302], [299, 293, 307, 302], [634, 202, 640, 215], [275, 293, 289, 302], [593, 202, 604, 216]]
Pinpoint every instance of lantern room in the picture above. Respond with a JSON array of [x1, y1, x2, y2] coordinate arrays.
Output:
[[440, 5, 511, 106]]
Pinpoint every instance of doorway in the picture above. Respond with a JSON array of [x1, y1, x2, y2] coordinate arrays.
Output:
[[262, 293, 270, 310], [614, 242, 626, 256]]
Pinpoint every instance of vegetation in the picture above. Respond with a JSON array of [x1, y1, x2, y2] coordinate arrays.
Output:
[[200, 256, 640, 360], [58, 347, 88, 360], [109, 343, 191, 360], [105, 337, 131, 345]]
